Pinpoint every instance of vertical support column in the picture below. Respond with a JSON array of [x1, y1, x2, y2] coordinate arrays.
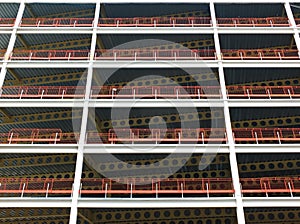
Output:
[[69, 2, 101, 224], [285, 2, 300, 53], [210, 2, 245, 224], [210, 1, 221, 61], [0, 0, 25, 89]]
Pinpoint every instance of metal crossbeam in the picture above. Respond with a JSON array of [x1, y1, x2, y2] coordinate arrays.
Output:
[[95, 214, 236, 224], [95, 71, 218, 87], [91, 208, 235, 223], [239, 158, 300, 174], [0, 110, 298, 130], [78, 213, 93, 224], [7, 68, 21, 83], [1, 170, 99, 179], [232, 115, 300, 128], [25, 5, 37, 18], [44, 9, 209, 19], [84, 154, 228, 174], [0, 208, 68, 219], [15, 37, 92, 51], [96, 36, 105, 50], [17, 34, 30, 49], [0, 109, 82, 126], [13, 38, 213, 53], [0, 214, 69, 222], [245, 208, 300, 223], [97, 110, 224, 130], [4, 71, 85, 86], [0, 154, 76, 169], [84, 155, 298, 178], [0, 109, 11, 119], [98, 113, 300, 130], [4, 72, 299, 89], [239, 77, 300, 87], [45, 9, 95, 18]]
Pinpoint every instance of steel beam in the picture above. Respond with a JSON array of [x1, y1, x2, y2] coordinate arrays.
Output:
[[0, 0, 25, 89], [25, 4, 37, 18], [17, 34, 30, 49], [0, 109, 82, 125], [7, 68, 21, 82], [69, 2, 101, 223], [45, 9, 95, 18], [4, 71, 85, 86], [0, 108, 11, 118], [15, 37, 92, 51]]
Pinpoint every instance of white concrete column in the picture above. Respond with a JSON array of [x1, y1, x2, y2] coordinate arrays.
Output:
[[210, 2, 245, 224], [69, 2, 100, 224], [285, 1, 300, 55], [0, 0, 25, 88]]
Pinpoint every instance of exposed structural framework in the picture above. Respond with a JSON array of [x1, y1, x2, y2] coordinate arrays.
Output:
[[1, 0, 300, 224]]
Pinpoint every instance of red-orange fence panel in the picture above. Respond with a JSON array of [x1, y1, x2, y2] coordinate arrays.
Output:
[[241, 177, 297, 195], [217, 17, 289, 27], [233, 128, 300, 143], [0, 86, 85, 98], [80, 178, 233, 196], [20, 18, 94, 27], [90, 86, 221, 99], [10, 50, 90, 60], [0, 178, 73, 196], [105, 128, 227, 144], [1, 128, 300, 145], [98, 17, 211, 27], [222, 49, 300, 60], [0, 18, 15, 27], [7, 128, 62, 144], [227, 86, 300, 98], [94, 49, 216, 60]]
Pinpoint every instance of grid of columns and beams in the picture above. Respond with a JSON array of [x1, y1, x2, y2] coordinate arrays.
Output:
[[1, 0, 300, 224]]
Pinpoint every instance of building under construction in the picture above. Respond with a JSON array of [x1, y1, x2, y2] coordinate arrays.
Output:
[[0, 0, 300, 223]]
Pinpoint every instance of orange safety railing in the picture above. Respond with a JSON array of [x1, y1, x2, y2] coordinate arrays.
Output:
[[80, 178, 234, 196], [1, 128, 300, 144], [222, 49, 300, 60], [86, 128, 227, 144], [0, 178, 73, 196], [0, 177, 299, 197], [20, 18, 94, 27], [10, 50, 90, 60], [95, 49, 217, 60], [227, 86, 300, 98], [9, 49, 300, 61], [98, 17, 212, 27], [2, 85, 300, 99], [233, 128, 300, 144], [0, 17, 296, 28], [240, 177, 300, 196], [0, 86, 85, 99], [0, 18, 15, 27], [86, 128, 300, 144], [91, 86, 221, 99], [7, 128, 62, 144], [1, 131, 78, 144], [0, 129, 78, 144], [217, 17, 290, 27]]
